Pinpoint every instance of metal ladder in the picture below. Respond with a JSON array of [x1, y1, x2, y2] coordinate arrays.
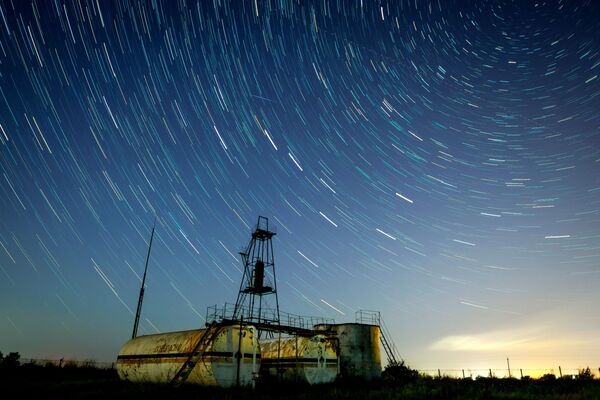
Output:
[[378, 316, 400, 367], [171, 322, 220, 387]]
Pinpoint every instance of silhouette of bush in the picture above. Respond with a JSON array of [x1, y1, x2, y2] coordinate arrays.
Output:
[[0, 352, 20, 368], [539, 373, 556, 381], [64, 359, 79, 368], [578, 367, 594, 380], [82, 359, 97, 368], [382, 360, 419, 384]]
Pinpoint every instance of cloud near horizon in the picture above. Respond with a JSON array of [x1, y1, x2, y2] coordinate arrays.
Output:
[[429, 329, 557, 352], [430, 294, 600, 355], [428, 323, 600, 355]]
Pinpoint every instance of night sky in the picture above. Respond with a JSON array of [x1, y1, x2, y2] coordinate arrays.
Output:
[[1, 0, 599, 372]]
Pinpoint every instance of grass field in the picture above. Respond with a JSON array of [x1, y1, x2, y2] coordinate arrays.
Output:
[[2, 363, 600, 399]]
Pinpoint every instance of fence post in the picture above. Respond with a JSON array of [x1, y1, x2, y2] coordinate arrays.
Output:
[[438, 369, 441, 378], [489, 368, 492, 378], [462, 369, 465, 379], [559, 366, 562, 378], [520, 368, 523, 379]]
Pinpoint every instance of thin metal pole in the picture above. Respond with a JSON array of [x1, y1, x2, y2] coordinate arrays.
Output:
[[258, 293, 262, 325], [248, 237, 258, 318], [507, 357, 511, 378], [132, 219, 156, 339], [236, 316, 243, 387], [294, 334, 298, 382], [251, 326, 257, 389], [233, 238, 251, 319], [270, 236, 281, 326]]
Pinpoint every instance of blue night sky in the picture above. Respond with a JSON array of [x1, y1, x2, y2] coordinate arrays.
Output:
[[1, 0, 599, 371]]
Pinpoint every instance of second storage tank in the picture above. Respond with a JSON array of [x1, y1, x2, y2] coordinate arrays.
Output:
[[315, 323, 381, 380], [116, 323, 259, 387], [260, 335, 338, 384]]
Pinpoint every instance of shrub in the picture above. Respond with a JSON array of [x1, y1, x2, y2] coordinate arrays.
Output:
[[0, 352, 20, 368], [577, 367, 594, 380], [539, 373, 556, 381], [64, 359, 79, 368], [382, 360, 419, 384], [82, 359, 97, 369]]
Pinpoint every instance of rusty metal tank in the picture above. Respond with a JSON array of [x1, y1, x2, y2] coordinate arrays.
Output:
[[315, 323, 381, 380], [116, 324, 259, 387], [259, 335, 338, 384]]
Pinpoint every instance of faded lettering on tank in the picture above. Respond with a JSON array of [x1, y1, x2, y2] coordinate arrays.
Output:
[[154, 342, 182, 353]]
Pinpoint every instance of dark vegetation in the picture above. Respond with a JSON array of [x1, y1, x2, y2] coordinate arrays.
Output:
[[1, 352, 599, 399]]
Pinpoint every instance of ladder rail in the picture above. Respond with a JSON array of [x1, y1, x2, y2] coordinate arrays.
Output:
[[379, 317, 400, 365], [171, 322, 220, 386], [376, 312, 401, 367], [380, 331, 398, 366]]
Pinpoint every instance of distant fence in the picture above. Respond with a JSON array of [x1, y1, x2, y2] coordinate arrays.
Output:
[[20, 358, 115, 369], [417, 367, 600, 379], [16, 358, 600, 379]]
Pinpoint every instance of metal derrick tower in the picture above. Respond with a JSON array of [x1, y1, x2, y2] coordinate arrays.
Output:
[[232, 216, 280, 328]]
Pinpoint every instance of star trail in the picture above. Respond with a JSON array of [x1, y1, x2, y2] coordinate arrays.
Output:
[[1, 0, 599, 370]]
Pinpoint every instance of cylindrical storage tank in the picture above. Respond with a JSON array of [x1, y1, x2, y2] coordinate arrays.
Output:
[[259, 335, 338, 384], [116, 324, 259, 387], [315, 323, 381, 380]]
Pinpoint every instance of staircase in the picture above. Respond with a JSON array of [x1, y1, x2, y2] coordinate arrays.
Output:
[[379, 316, 400, 367], [171, 322, 220, 387]]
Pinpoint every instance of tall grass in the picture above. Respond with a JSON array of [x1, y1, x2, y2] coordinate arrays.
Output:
[[2, 352, 599, 399]]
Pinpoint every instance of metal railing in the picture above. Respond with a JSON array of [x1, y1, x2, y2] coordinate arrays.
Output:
[[355, 310, 401, 366], [355, 309, 381, 325], [255, 217, 277, 234], [206, 303, 335, 330]]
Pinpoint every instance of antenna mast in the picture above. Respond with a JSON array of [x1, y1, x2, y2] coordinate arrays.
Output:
[[132, 219, 156, 339], [232, 216, 280, 329]]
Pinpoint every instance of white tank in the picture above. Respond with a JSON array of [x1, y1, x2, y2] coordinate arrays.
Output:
[[260, 335, 338, 384], [116, 324, 259, 387]]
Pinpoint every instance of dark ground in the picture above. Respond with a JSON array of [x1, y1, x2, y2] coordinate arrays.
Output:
[[1, 364, 600, 400]]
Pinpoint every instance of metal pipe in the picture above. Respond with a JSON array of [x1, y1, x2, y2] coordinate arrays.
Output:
[[236, 317, 243, 387]]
